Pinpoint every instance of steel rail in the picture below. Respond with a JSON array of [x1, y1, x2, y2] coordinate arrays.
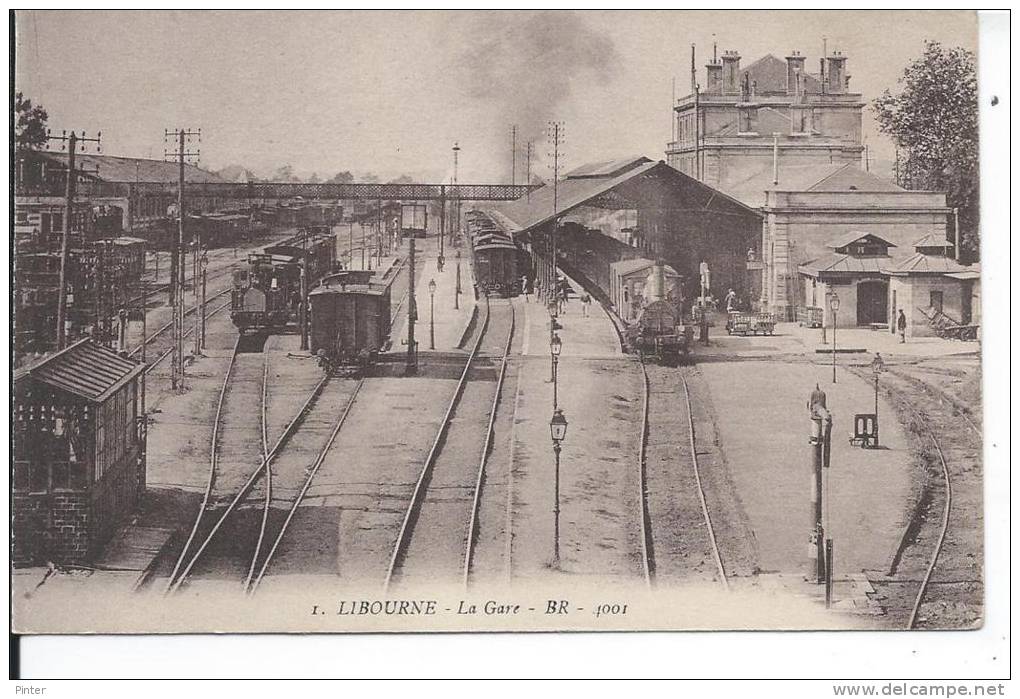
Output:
[[679, 373, 729, 591], [247, 379, 366, 594], [907, 425, 952, 629], [848, 366, 956, 629], [462, 303, 515, 588], [636, 359, 654, 587], [163, 334, 242, 594], [129, 288, 231, 360], [142, 299, 233, 375], [244, 343, 274, 590], [383, 296, 492, 592], [166, 367, 331, 594]]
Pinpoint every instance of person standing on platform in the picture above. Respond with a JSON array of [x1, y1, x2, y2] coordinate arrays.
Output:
[[581, 292, 591, 317], [897, 309, 908, 343], [522, 275, 530, 302], [725, 288, 737, 312]]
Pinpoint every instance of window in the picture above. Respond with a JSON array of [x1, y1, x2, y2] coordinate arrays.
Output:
[[930, 290, 944, 313]]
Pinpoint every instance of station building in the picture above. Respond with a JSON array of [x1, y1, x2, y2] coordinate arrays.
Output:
[[13, 339, 146, 566], [798, 232, 978, 337], [486, 156, 762, 317], [664, 47, 968, 325]]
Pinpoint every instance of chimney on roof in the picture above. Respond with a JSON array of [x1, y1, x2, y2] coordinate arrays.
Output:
[[786, 51, 807, 95], [721, 50, 742, 95], [826, 51, 848, 94], [705, 55, 723, 94]]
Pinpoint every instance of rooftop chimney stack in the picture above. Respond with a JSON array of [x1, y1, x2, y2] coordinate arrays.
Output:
[[826, 51, 848, 94], [786, 51, 807, 95], [721, 50, 742, 95], [705, 56, 723, 94]]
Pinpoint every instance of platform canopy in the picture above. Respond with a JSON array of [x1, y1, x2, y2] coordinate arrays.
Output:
[[488, 157, 760, 236]]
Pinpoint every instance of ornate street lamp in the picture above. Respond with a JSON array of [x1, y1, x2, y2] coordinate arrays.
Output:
[[428, 278, 437, 350], [828, 290, 841, 384], [549, 407, 568, 569], [871, 352, 885, 446], [550, 332, 562, 406]]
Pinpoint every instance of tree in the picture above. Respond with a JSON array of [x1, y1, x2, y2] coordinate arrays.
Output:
[[388, 174, 414, 184], [873, 41, 979, 261], [15, 92, 49, 152], [270, 164, 297, 182], [327, 171, 354, 184], [307, 172, 320, 184]]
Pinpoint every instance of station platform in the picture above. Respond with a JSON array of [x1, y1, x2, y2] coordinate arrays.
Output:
[[389, 238, 476, 354], [697, 359, 913, 589]]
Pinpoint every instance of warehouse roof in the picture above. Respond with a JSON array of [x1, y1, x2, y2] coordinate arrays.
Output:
[[15, 338, 144, 403], [36, 151, 224, 184]]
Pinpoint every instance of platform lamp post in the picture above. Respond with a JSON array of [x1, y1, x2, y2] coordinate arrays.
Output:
[[828, 290, 840, 384], [549, 407, 568, 570], [428, 278, 437, 350], [454, 250, 462, 310], [550, 331, 562, 406], [871, 352, 884, 447]]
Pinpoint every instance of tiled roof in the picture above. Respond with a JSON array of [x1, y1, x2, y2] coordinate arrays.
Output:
[[722, 163, 902, 208], [912, 233, 954, 250], [741, 54, 823, 94], [37, 151, 225, 184], [826, 231, 897, 250], [799, 253, 889, 277], [884, 253, 972, 275], [15, 338, 143, 403]]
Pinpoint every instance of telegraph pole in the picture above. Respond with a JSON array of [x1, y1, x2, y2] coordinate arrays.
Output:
[[47, 129, 102, 350], [525, 141, 533, 202], [510, 124, 517, 186], [547, 122, 564, 300], [165, 128, 201, 391], [452, 142, 460, 247]]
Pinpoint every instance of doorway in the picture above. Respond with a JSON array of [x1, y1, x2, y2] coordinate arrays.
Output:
[[857, 280, 888, 326]]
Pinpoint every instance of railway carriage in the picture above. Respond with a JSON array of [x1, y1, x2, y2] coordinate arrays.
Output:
[[468, 210, 530, 297], [309, 270, 392, 374]]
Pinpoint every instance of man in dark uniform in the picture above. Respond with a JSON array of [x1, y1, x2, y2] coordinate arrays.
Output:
[[897, 309, 908, 343]]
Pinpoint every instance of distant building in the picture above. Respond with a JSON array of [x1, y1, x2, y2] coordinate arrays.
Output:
[[667, 49, 864, 190], [16, 150, 227, 238]]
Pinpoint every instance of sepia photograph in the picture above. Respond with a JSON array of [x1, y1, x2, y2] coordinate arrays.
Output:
[[10, 9, 992, 642]]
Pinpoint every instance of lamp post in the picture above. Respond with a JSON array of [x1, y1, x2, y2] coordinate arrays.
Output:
[[549, 407, 568, 569], [428, 278, 437, 350], [871, 352, 884, 447], [550, 332, 562, 408], [454, 250, 461, 310], [828, 290, 840, 384]]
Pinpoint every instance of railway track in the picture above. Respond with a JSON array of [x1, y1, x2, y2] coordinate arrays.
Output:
[[383, 297, 517, 591], [128, 288, 233, 373], [639, 361, 729, 590], [164, 276, 411, 593], [853, 366, 982, 630]]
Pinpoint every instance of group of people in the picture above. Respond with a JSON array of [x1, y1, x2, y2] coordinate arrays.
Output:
[[520, 274, 591, 317]]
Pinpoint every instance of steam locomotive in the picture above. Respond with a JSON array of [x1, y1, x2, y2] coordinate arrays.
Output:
[[230, 229, 338, 333]]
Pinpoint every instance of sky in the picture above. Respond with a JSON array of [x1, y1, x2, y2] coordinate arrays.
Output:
[[14, 10, 978, 183]]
